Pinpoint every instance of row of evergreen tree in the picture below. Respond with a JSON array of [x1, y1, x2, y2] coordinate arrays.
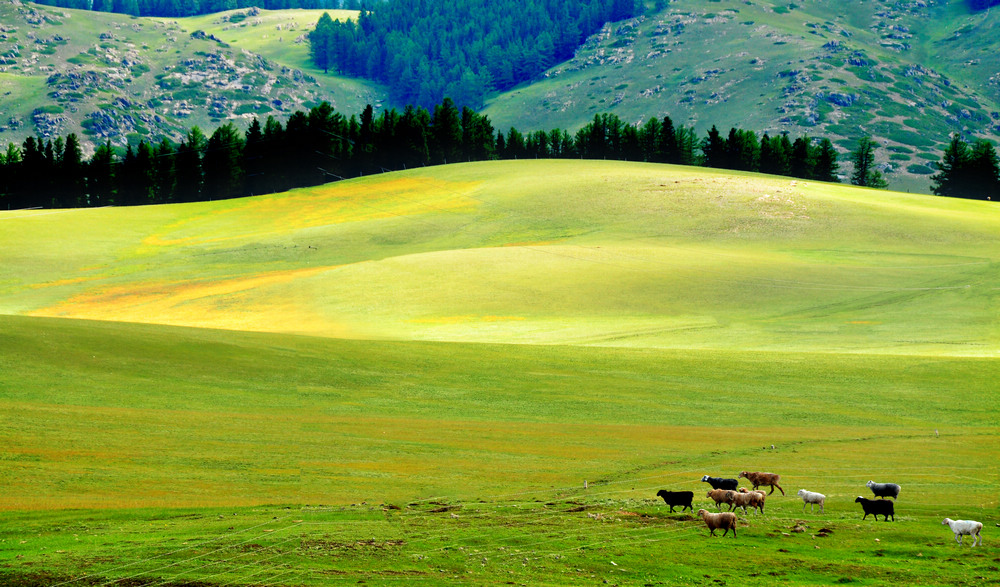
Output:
[[34, 0, 346, 17], [309, 0, 640, 108], [1, 99, 997, 210], [931, 135, 1000, 201]]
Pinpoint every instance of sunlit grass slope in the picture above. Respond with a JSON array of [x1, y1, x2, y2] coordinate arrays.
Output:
[[2, 160, 998, 355]]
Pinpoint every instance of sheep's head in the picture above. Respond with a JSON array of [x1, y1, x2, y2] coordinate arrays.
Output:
[[941, 518, 952, 525], [738, 471, 749, 479]]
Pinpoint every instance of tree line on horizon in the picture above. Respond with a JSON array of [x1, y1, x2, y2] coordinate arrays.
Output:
[[0, 99, 997, 210]]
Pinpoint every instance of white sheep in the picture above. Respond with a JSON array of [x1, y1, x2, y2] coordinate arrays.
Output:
[[942, 518, 983, 547], [697, 508, 737, 537], [797, 489, 826, 513]]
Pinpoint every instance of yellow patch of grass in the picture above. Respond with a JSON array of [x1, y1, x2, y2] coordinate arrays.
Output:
[[29, 276, 101, 289], [139, 177, 480, 252], [407, 315, 526, 324], [27, 266, 351, 335]]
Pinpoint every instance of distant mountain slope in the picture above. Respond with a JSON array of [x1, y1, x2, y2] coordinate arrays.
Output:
[[484, 0, 1000, 193], [0, 2, 384, 149]]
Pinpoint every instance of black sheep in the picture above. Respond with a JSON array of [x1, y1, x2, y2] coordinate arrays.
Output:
[[701, 475, 739, 491], [656, 490, 694, 512], [855, 496, 894, 521]]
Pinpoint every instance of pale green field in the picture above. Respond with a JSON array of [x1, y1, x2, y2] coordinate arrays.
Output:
[[0, 161, 997, 585], [3, 160, 998, 354]]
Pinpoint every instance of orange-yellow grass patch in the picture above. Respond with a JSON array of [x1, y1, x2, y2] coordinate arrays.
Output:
[[29, 276, 102, 289], [27, 266, 352, 336], [407, 315, 526, 324], [140, 177, 480, 251]]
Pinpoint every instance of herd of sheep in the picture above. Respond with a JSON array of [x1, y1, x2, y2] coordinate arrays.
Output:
[[653, 472, 984, 546]]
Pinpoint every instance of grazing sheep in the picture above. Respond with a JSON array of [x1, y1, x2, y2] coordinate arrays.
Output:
[[729, 489, 764, 515], [855, 496, 894, 521], [656, 490, 694, 513], [738, 488, 767, 515], [738, 471, 785, 495], [942, 518, 983, 547], [866, 480, 901, 500], [706, 489, 735, 511], [797, 489, 826, 513], [701, 475, 739, 490], [697, 508, 737, 537]]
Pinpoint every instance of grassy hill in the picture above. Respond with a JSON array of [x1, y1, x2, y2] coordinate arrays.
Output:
[[0, 2, 384, 148], [1, 161, 998, 584], [3, 160, 997, 354], [484, 0, 1000, 193]]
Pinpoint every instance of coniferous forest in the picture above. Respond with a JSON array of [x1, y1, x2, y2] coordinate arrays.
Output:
[[3, 98, 997, 210], [0, 100, 840, 209], [308, 0, 642, 108]]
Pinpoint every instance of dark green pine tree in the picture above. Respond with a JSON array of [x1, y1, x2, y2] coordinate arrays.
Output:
[[638, 117, 661, 162], [88, 140, 116, 207], [461, 106, 495, 162], [760, 133, 792, 176], [789, 136, 815, 179], [813, 138, 840, 183], [504, 127, 526, 159], [931, 134, 971, 198], [398, 105, 431, 169], [701, 125, 726, 168], [203, 123, 245, 200], [309, 12, 336, 74], [175, 127, 206, 202], [59, 133, 85, 207], [431, 98, 463, 165], [966, 139, 1000, 200], [850, 136, 887, 188], [153, 139, 177, 203]]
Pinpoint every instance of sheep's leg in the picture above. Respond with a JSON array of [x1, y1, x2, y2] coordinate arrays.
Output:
[[956, 533, 962, 545], [775, 483, 784, 496], [819, 503, 824, 514]]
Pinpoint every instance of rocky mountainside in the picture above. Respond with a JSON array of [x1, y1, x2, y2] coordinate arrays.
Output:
[[0, 1, 384, 151], [483, 0, 1000, 192]]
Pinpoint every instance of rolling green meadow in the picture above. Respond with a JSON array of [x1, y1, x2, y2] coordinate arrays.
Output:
[[1, 160, 998, 584]]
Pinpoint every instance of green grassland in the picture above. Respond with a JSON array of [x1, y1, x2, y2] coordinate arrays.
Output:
[[1, 161, 998, 584]]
